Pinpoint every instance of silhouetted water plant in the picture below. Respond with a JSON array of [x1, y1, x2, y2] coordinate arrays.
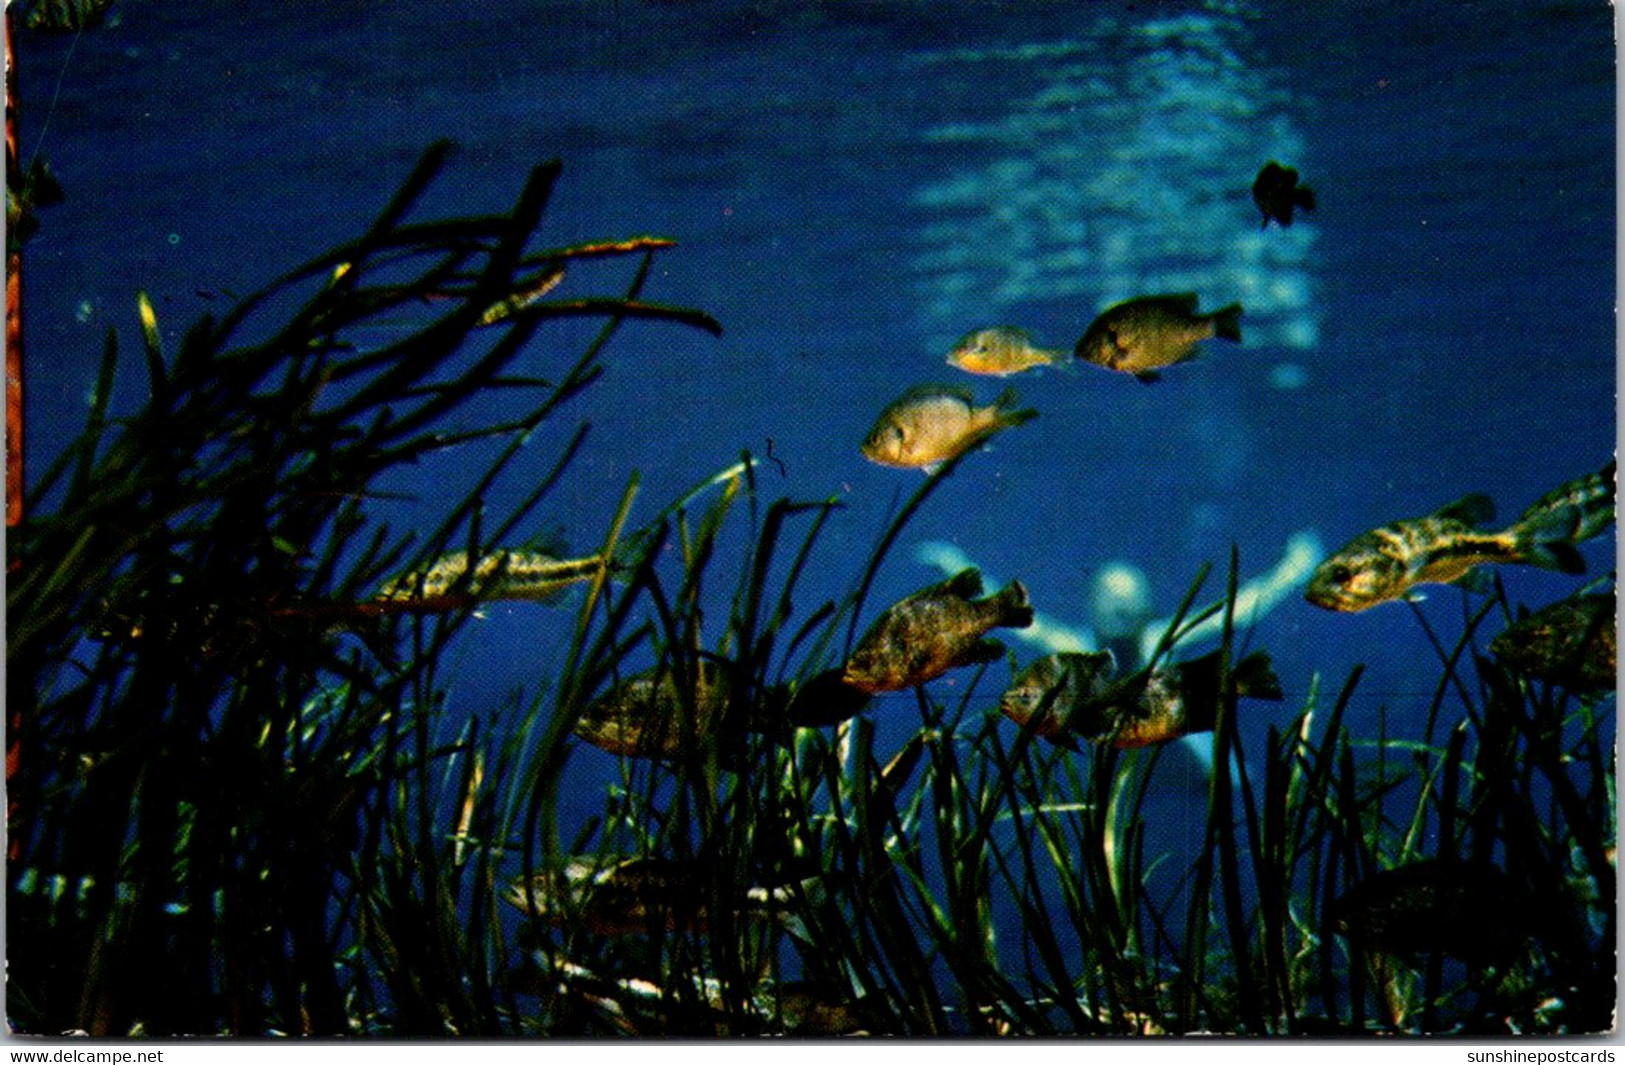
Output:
[[7, 143, 1613, 1037]]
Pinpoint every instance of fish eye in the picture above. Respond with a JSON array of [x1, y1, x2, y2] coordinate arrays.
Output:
[[1327, 564, 1352, 585]]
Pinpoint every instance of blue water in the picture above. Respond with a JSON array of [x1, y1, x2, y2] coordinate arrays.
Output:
[[15, 0, 1616, 986]]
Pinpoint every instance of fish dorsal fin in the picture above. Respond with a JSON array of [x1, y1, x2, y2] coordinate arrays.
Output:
[[1167, 293, 1201, 313], [941, 567, 984, 599], [1079, 649, 1115, 671], [1434, 492, 1495, 528], [895, 382, 975, 407], [1449, 567, 1495, 595]]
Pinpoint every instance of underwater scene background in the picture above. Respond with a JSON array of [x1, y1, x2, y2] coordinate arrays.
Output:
[[8, 0, 1616, 1038]]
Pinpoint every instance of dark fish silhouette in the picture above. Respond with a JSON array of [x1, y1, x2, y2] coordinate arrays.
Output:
[[1252, 161, 1316, 228], [1073, 294, 1243, 384], [784, 667, 874, 727], [1329, 860, 1532, 967], [1305, 494, 1585, 612], [844, 568, 1032, 693], [1491, 591, 1616, 693]]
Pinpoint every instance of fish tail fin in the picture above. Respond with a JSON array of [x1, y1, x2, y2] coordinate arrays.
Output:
[[994, 579, 1035, 629], [1513, 507, 1588, 575], [1210, 303, 1244, 343], [1295, 186, 1316, 212], [1232, 651, 1284, 701]]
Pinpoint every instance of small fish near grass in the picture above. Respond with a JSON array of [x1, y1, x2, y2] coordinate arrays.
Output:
[[843, 567, 1032, 693], [1490, 590, 1616, 694], [374, 547, 604, 612], [573, 659, 742, 760], [997, 651, 1116, 750], [999, 649, 1281, 751], [1251, 161, 1316, 229], [861, 384, 1036, 471], [1078, 649, 1281, 749], [1073, 294, 1243, 384], [947, 326, 1063, 377], [1305, 493, 1585, 613], [503, 854, 805, 937]]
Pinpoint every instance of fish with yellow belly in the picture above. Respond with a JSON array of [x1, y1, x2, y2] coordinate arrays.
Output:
[[946, 326, 1062, 377], [1305, 493, 1585, 613], [860, 384, 1036, 471]]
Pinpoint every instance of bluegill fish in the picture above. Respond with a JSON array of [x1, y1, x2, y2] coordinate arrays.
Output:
[[1251, 161, 1316, 229], [861, 384, 1036, 471], [1516, 458, 1616, 545], [375, 548, 601, 611], [1329, 860, 1531, 967], [1072, 649, 1282, 749], [997, 651, 1117, 750], [1305, 494, 1585, 613], [947, 326, 1061, 377], [844, 568, 1033, 693], [573, 660, 737, 760], [1490, 591, 1616, 693], [1073, 293, 1243, 384]]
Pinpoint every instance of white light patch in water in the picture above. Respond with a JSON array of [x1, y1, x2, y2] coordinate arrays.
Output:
[[907, 10, 1320, 353], [1267, 361, 1310, 390]]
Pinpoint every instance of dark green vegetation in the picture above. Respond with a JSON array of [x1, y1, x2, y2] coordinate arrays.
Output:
[[7, 147, 1614, 1036]]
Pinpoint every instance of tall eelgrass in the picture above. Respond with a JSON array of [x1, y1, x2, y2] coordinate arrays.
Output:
[[8, 145, 1613, 1036]]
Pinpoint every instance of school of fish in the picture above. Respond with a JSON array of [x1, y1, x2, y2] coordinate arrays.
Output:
[[365, 159, 1612, 771]]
